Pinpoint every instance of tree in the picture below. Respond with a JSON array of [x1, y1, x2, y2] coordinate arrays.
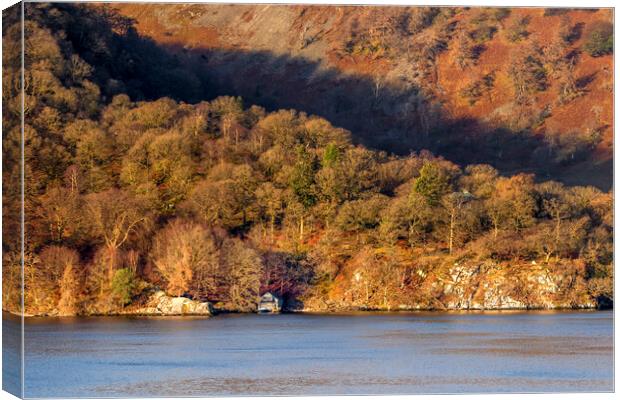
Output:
[[64, 120, 116, 192], [540, 182, 573, 242], [221, 239, 263, 311], [256, 182, 286, 243], [57, 254, 82, 316], [261, 252, 314, 300], [210, 96, 245, 141], [335, 195, 389, 243], [254, 109, 303, 150], [509, 43, 548, 105], [486, 174, 537, 236], [85, 189, 150, 281], [289, 145, 319, 241], [459, 164, 498, 199], [152, 220, 220, 298], [3, 4, 613, 315], [35, 185, 85, 246], [441, 191, 474, 254], [413, 162, 454, 205], [183, 164, 257, 230], [121, 131, 194, 213], [583, 21, 613, 57], [380, 190, 432, 247], [111, 268, 135, 307], [37, 246, 80, 314], [536, 181, 583, 260], [315, 146, 379, 226]]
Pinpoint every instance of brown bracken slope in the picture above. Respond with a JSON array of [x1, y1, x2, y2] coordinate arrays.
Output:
[[112, 4, 613, 189]]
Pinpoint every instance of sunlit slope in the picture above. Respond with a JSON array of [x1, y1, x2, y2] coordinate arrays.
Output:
[[114, 4, 613, 188]]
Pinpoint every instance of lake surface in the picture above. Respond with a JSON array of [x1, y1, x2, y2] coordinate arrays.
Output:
[[5, 310, 614, 397]]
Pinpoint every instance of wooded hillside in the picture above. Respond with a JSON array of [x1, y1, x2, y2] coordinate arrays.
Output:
[[115, 4, 614, 189], [2, 4, 613, 315]]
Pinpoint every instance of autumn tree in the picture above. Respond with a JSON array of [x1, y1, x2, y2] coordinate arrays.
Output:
[[183, 164, 258, 230], [36, 246, 80, 315], [256, 182, 286, 243], [57, 251, 82, 316], [152, 220, 220, 298], [35, 185, 85, 246], [509, 43, 548, 105], [486, 174, 537, 237], [121, 131, 194, 212], [221, 239, 263, 311], [335, 195, 389, 243], [379, 190, 432, 247], [85, 189, 150, 282]]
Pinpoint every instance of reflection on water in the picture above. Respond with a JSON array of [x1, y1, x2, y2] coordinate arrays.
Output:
[[7, 310, 613, 397]]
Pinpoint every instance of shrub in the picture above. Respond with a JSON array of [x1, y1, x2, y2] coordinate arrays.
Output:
[[583, 21, 613, 57], [506, 16, 530, 42], [509, 47, 549, 104], [469, 25, 497, 43], [345, 34, 390, 59], [460, 73, 495, 105], [111, 268, 136, 306], [491, 8, 511, 22]]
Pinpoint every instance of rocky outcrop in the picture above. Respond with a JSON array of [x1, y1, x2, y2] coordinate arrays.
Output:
[[436, 263, 595, 310], [299, 261, 597, 312], [132, 291, 213, 316]]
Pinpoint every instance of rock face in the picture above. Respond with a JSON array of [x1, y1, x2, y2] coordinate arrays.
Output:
[[299, 261, 597, 312], [437, 263, 595, 310], [134, 291, 213, 316]]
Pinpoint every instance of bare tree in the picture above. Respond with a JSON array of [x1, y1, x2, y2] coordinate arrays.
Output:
[[221, 239, 262, 311], [152, 220, 220, 298], [85, 189, 150, 281], [441, 191, 474, 254]]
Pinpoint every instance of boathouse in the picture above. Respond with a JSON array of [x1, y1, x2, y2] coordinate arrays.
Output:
[[258, 292, 282, 313]]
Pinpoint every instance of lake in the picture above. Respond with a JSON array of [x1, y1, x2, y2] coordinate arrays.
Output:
[[4, 310, 614, 397]]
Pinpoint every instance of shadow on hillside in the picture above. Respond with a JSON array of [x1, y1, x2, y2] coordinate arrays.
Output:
[[163, 43, 612, 189], [63, 3, 610, 189]]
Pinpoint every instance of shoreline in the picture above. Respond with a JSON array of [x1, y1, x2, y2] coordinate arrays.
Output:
[[3, 305, 608, 319]]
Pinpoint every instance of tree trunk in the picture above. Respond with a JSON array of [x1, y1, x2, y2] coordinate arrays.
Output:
[[383, 286, 389, 310], [555, 211, 561, 244], [107, 245, 118, 284], [449, 211, 455, 255]]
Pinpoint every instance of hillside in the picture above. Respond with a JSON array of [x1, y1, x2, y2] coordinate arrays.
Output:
[[113, 4, 613, 189], [2, 3, 613, 316]]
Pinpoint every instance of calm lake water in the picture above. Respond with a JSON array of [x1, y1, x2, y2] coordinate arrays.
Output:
[[4, 310, 614, 397]]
